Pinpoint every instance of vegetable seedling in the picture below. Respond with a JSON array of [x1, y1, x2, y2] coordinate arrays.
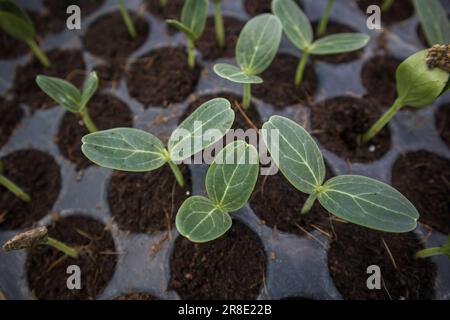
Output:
[[176, 141, 259, 242], [413, 0, 450, 47], [2, 226, 78, 258], [213, 14, 282, 109], [81, 98, 235, 188], [36, 71, 99, 133], [272, 0, 369, 87], [362, 49, 449, 144], [316, 0, 335, 37], [416, 235, 450, 259], [0, 159, 31, 203], [166, 0, 208, 68], [211, 0, 225, 48], [0, 0, 50, 67], [117, 0, 137, 38], [263, 115, 419, 233]]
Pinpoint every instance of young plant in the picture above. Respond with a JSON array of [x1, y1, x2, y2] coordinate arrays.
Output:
[[213, 14, 282, 108], [0, 159, 31, 202], [36, 71, 99, 133], [413, 0, 450, 47], [263, 115, 419, 233], [117, 0, 136, 38], [316, 0, 335, 37], [176, 141, 259, 242], [211, 0, 225, 48], [416, 235, 450, 259], [272, 0, 369, 87], [166, 0, 208, 68], [362, 49, 449, 143], [81, 98, 235, 188], [0, 0, 50, 67], [2, 226, 78, 258]]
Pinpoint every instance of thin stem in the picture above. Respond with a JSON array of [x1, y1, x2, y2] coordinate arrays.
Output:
[[26, 39, 50, 67], [80, 108, 98, 133], [0, 174, 31, 203], [361, 97, 404, 144], [416, 246, 449, 259], [46, 237, 79, 258], [301, 193, 317, 215], [242, 83, 251, 109], [167, 160, 185, 188], [187, 39, 196, 69], [316, 0, 335, 37], [118, 0, 136, 38], [213, 1, 225, 48], [295, 51, 310, 87], [381, 0, 395, 12]]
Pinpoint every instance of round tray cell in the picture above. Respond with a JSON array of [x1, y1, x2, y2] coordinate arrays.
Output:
[[145, 0, 183, 21]]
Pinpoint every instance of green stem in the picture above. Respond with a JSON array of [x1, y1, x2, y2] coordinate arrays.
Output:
[[46, 237, 79, 258], [167, 160, 185, 188], [361, 97, 404, 144], [295, 51, 310, 87], [118, 0, 136, 38], [213, 1, 225, 48], [316, 0, 335, 37], [26, 39, 50, 67], [187, 39, 196, 69], [416, 246, 449, 259], [381, 0, 395, 12], [301, 193, 317, 215], [0, 174, 31, 203], [242, 83, 251, 109], [80, 108, 98, 133], [160, 0, 168, 6]]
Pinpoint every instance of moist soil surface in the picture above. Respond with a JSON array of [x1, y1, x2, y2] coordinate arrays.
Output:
[[197, 17, 245, 60], [252, 54, 318, 108], [56, 94, 133, 170], [361, 55, 401, 107], [0, 30, 29, 59], [145, 0, 183, 21], [355, 0, 414, 25], [11, 49, 86, 111], [436, 103, 450, 149], [0, 150, 61, 230], [391, 151, 450, 234], [310, 96, 391, 162], [108, 164, 191, 233], [244, 0, 272, 17], [328, 221, 436, 300], [127, 47, 201, 107], [0, 98, 23, 148], [113, 292, 158, 300], [26, 215, 117, 300], [169, 220, 266, 299]]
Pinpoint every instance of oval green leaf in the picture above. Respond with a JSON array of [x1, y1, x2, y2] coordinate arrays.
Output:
[[181, 0, 208, 39], [206, 141, 259, 212], [81, 128, 167, 171], [236, 14, 282, 75], [36, 75, 81, 112], [213, 63, 263, 84], [0, 0, 34, 41], [176, 196, 232, 243], [310, 33, 369, 55], [413, 0, 450, 46], [168, 98, 234, 162], [318, 175, 419, 232], [262, 116, 325, 194], [80, 71, 98, 110]]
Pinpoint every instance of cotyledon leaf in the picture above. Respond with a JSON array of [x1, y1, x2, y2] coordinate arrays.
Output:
[[310, 33, 369, 55], [176, 196, 232, 243], [213, 63, 263, 84], [318, 175, 419, 232], [168, 98, 234, 162], [80, 71, 98, 110], [0, 0, 35, 41], [206, 141, 259, 212], [81, 128, 168, 172], [35, 75, 82, 112], [413, 0, 450, 46], [180, 0, 208, 39], [165, 19, 197, 40], [262, 116, 325, 194]]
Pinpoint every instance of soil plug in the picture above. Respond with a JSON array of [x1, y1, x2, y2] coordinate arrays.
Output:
[[362, 49, 449, 144], [176, 141, 259, 242], [263, 115, 420, 233], [166, 0, 208, 68], [212, 0, 225, 48], [81, 98, 235, 188], [413, 0, 450, 47], [117, 0, 137, 38], [272, 0, 369, 87], [316, 0, 335, 37], [36, 71, 99, 133], [214, 14, 282, 109], [0, 159, 31, 202], [416, 235, 450, 259], [2, 226, 79, 258], [0, 0, 50, 67]]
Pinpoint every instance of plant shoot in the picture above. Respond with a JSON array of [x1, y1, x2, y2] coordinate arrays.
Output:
[[316, 0, 335, 37], [0, 159, 31, 202], [416, 235, 450, 259], [212, 0, 225, 48], [117, 0, 137, 38]]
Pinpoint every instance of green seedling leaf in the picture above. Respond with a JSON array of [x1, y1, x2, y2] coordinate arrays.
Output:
[[0, 0, 34, 41], [213, 63, 263, 84], [206, 141, 259, 212], [165, 19, 197, 40], [262, 116, 325, 194], [413, 0, 450, 46], [35, 75, 82, 112], [168, 98, 234, 161], [176, 196, 232, 243], [318, 175, 419, 232], [310, 33, 369, 55], [80, 72, 99, 110], [166, 0, 208, 40], [81, 128, 168, 171]]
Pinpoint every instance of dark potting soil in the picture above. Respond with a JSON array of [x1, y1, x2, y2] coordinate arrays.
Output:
[[12, 49, 86, 111], [0, 98, 23, 149], [145, 0, 183, 21], [197, 17, 245, 61], [169, 220, 266, 299], [436, 103, 450, 149], [391, 151, 450, 234], [328, 221, 436, 300], [252, 54, 318, 108], [95, 63, 125, 89], [361, 55, 401, 107], [127, 47, 201, 107], [83, 12, 149, 62], [113, 292, 158, 300], [311, 96, 391, 162], [0, 30, 29, 60], [56, 94, 133, 170], [311, 21, 364, 64], [244, 0, 272, 17], [355, 0, 414, 25], [0, 150, 61, 230], [26, 215, 117, 300], [108, 164, 191, 233]]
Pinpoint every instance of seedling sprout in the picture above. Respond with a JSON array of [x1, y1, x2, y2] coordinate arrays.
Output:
[[117, 0, 137, 38], [211, 0, 225, 48], [416, 235, 450, 259], [316, 0, 335, 37], [0, 159, 31, 202], [413, 0, 450, 47]]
